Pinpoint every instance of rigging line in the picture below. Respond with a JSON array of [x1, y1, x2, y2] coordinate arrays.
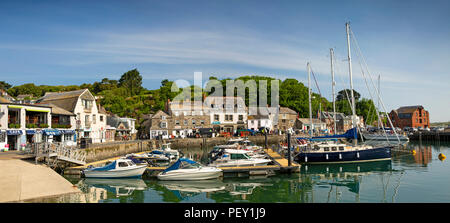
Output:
[[332, 52, 354, 116], [350, 28, 400, 143], [353, 46, 390, 142], [309, 65, 324, 112]]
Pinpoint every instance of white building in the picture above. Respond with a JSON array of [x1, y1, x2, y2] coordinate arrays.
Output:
[[0, 101, 52, 151], [36, 89, 107, 143], [204, 96, 247, 134]]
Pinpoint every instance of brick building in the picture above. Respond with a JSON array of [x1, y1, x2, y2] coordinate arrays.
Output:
[[389, 105, 430, 129]]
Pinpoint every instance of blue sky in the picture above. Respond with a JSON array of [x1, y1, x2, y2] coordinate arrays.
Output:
[[0, 0, 449, 122]]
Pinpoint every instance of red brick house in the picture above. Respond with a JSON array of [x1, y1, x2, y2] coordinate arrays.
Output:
[[389, 105, 429, 129]]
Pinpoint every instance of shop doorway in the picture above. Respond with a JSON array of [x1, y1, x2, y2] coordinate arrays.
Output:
[[7, 135, 18, 150]]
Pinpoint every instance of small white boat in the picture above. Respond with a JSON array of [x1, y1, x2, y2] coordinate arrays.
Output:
[[208, 150, 272, 167], [157, 158, 222, 181], [83, 158, 147, 178]]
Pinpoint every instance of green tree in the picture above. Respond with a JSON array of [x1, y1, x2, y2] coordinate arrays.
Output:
[[0, 81, 12, 91], [118, 69, 143, 96]]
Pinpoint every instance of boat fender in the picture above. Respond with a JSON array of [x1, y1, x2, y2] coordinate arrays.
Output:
[[412, 150, 416, 155], [326, 154, 329, 160], [356, 152, 360, 158], [339, 154, 342, 159], [305, 156, 308, 162], [438, 153, 446, 161]]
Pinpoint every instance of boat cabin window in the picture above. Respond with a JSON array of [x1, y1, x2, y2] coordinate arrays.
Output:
[[313, 145, 320, 151], [230, 153, 250, 160], [339, 146, 344, 151], [118, 162, 128, 167], [331, 147, 337, 151], [323, 147, 330, 151], [127, 161, 135, 166], [180, 162, 202, 169]]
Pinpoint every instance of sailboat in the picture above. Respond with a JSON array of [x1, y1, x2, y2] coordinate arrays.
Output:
[[294, 22, 393, 164]]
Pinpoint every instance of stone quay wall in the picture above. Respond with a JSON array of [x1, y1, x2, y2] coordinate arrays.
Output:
[[81, 135, 286, 163]]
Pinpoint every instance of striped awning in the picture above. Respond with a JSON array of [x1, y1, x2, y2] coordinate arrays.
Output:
[[7, 130, 23, 135]]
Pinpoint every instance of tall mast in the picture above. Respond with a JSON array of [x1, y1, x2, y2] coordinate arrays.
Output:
[[346, 22, 357, 144], [307, 62, 313, 137], [346, 22, 356, 121], [330, 48, 337, 134]]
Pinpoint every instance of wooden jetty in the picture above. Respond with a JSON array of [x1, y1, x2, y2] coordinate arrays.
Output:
[[65, 147, 300, 177]]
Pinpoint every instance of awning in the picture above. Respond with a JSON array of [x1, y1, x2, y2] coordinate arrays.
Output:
[[7, 105, 23, 109], [26, 130, 36, 135], [25, 108, 49, 113], [43, 129, 61, 136], [60, 130, 76, 134], [7, 130, 23, 135]]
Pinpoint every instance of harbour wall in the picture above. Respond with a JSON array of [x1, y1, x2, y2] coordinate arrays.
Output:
[[409, 131, 450, 142], [81, 135, 285, 163]]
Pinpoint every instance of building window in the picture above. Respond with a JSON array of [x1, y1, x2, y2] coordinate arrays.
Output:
[[93, 114, 96, 124], [100, 115, 104, 122], [192, 120, 196, 125], [160, 122, 167, 128], [162, 116, 166, 120], [238, 115, 243, 121], [200, 120, 204, 125], [214, 114, 219, 121], [82, 100, 92, 110], [175, 111, 179, 116], [183, 111, 187, 116], [184, 120, 188, 125], [175, 120, 180, 125]]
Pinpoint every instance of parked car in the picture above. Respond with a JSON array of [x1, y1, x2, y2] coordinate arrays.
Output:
[[424, 127, 431, 131]]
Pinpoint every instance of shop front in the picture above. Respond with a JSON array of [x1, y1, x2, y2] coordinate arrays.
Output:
[[6, 129, 23, 150]]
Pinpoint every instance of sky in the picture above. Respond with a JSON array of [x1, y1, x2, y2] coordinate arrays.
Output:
[[0, 0, 449, 122]]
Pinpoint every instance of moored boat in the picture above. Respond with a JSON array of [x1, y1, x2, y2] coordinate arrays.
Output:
[[83, 158, 147, 178], [157, 158, 223, 181], [208, 149, 272, 167]]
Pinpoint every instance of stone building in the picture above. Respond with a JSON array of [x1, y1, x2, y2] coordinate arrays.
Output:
[[148, 110, 172, 139], [274, 107, 297, 132], [167, 100, 212, 138]]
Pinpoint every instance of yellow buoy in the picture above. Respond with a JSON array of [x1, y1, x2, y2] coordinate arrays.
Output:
[[412, 150, 416, 155], [438, 153, 446, 161]]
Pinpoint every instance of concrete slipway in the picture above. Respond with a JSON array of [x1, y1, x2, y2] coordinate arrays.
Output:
[[0, 152, 80, 203]]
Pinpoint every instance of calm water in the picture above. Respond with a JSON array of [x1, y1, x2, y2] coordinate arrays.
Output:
[[58, 141, 450, 203]]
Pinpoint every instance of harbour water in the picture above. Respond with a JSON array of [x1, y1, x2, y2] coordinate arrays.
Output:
[[46, 141, 449, 203]]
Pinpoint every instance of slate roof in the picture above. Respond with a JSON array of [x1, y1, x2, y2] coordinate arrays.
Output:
[[37, 89, 92, 112]]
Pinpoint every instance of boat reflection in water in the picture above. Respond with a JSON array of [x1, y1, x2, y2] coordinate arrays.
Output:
[[299, 160, 398, 202], [82, 178, 147, 197]]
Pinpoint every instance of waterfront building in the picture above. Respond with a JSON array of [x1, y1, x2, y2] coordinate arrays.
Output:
[[274, 107, 297, 133], [389, 105, 430, 129], [107, 115, 137, 140], [148, 110, 172, 139], [319, 111, 353, 133], [167, 99, 212, 138], [204, 96, 247, 134], [0, 102, 52, 150], [36, 89, 107, 143], [295, 118, 327, 132], [37, 103, 77, 145]]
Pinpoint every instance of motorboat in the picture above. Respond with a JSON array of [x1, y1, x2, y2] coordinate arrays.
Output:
[[208, 149, 272, 167], [83, 158, 147, 178], [157, 158, 223, 181]]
